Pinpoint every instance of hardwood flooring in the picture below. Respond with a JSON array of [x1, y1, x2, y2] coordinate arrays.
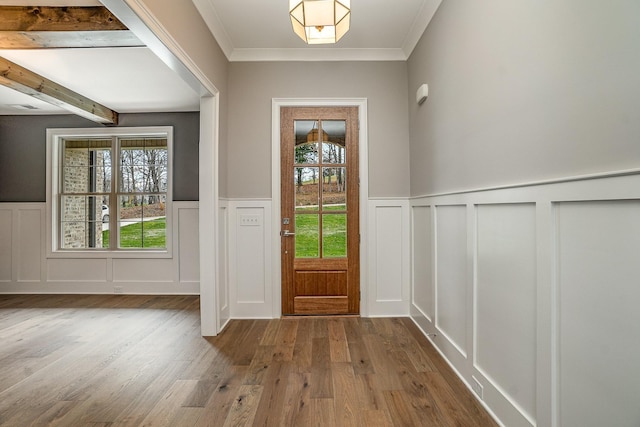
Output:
[[0, 295, 497, 426]]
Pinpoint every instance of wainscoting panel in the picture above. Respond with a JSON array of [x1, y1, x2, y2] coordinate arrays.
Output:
[[411, 205, 433, 321], [17, 208, 42, 282], [475, 203, 537, 424], [367, 199, 410, 316], [410, 171, 640, 427], [555, 200, 640, 427], [0, 201, 199, 294], [112, 259, 175, 283], [435, 205, 469, 357], [0, 209, 11, 282], [177, 204, 200, 283], [228, 200, 273, 318], [218, 202, 230, 327], [47, 258, 108, 282]]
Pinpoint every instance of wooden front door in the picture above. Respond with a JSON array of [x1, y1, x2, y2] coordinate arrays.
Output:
[[280, 106, 360, 315]]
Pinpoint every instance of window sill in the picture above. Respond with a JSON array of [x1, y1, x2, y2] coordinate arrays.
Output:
[[46, 249, 172, 260]]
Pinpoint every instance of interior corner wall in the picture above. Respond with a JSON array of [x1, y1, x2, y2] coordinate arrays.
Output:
[[407, 0, 640, 197], [407, 2, 640, 426], [226, 61, 410, 199]]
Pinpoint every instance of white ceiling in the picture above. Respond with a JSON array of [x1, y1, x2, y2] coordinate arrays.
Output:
[[0, 0, 441, 117], [0, 47, 201, 115], [193, 0, 442, 61]]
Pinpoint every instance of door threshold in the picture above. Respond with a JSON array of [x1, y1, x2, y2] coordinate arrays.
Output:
[[281, 314, 360, 319]]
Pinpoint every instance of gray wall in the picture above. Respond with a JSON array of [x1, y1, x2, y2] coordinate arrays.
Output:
[[0, 112, 199, 202], [227, 61, 410, 198], [408, 0, 640, 196]]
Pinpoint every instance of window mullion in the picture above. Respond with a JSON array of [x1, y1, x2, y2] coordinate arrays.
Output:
[[111, 136, 118, 250]]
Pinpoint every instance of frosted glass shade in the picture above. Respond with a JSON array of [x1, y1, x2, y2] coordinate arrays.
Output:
[[289, 0, 351, 44]]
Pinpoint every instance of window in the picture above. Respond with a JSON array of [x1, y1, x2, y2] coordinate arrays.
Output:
[[47, 127, 172, 255]]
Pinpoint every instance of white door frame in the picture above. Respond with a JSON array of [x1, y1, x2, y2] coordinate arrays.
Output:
[[271, 98, 369, 317]]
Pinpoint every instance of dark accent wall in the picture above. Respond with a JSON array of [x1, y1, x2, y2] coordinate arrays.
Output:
[[0, 112, 199, 202]]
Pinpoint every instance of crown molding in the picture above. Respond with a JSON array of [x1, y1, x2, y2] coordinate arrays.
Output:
[[402, 0, 443, 58], [191, 0, 234, 60], [229, 47, 407, 62]]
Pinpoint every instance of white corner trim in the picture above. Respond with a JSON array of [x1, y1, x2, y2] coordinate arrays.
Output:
[[271, 98, 369, 317], [191, 0, 234, 61], [401, 0, 443, 58]]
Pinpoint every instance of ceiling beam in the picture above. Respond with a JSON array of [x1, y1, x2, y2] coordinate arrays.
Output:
[[0, 56, 118, 125], [0, 6, 143, 49], [0, 31, 143, 49], [0, 6, 127, 31]]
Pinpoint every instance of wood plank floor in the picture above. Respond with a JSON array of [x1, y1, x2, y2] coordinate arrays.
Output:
[[0, 295, 497, 426]]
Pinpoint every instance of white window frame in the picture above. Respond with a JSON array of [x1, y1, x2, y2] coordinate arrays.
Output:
[[46, 126, 174, 259]]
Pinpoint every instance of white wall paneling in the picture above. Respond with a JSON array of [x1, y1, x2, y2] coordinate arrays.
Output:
[[17, 207, 43, 282], [0, 208, 12, 282], [177, 205, 200, 284], [218, 200, 230, 328], [475, 203, 537, 426], [410, 171, 640, 427], [555, 200, 640, 427], [0, 202, 199, 294], [226, 198, 409, 319], [228, 199, 273, 318], [367, 199, 411, 316], [411, 205, 434, 321], [434, 204, 469, 359]]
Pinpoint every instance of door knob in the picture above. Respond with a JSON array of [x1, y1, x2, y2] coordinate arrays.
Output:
[[281, 230, 296, 237]]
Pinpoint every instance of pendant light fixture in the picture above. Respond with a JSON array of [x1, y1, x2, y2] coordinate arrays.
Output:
[[289, 0, 351, 44], [307, 121, 329, 143]]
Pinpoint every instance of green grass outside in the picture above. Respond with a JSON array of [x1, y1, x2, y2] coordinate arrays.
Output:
[[295, 204, 346, 213], [295, 214, 346, 258], [102, 218, 166, 248]]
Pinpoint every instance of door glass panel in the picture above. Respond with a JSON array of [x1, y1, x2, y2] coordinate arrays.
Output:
[[295, 214, 319, 258], [322, 167, 346, 209], [294, 120, 319, 164], [295, 167, 319, 211], [295, 142, 318, 165], [322, 214, 347, 257], [322, 120, 346, 164]]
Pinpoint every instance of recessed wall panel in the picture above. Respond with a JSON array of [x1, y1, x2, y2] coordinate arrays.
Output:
[[0, 210, 12, 281], [112, 259, 173, 282], [435, 205, 468, 355], [18, 209, 41, 282], [47, 258, 107, 282], [236, 208, 265, 302], [375, 206, 404, 302], [476, 203, 536, 421], [412, 206, 433, 319], [557, 200, 640, 427], [178, 207, 199, 283], [219, 206, 229, 311]]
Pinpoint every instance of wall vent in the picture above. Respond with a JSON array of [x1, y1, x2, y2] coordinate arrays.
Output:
[[9, 104, 39, 110]]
